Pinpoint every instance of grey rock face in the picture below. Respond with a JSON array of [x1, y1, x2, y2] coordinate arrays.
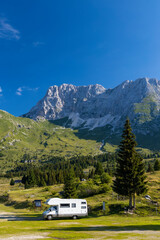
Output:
[[23, 78, 160, 130]]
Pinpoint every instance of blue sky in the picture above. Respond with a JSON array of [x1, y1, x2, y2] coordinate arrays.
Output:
[[0, 0, 160, 116]]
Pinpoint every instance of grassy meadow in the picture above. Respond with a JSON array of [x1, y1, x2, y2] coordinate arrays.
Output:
[[0, 171, 160, 239], [0, 110, 102, 173]]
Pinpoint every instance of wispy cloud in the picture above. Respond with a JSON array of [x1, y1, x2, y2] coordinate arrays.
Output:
[[16, 86, 39, 96], [33, 41, 44, 47], [0, 17, 20, 40], [16, 87, 22, 96], [0, 86, 3, 97]]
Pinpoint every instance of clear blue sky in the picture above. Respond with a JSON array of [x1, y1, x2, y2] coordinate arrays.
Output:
[[0, 0, 160, 116]]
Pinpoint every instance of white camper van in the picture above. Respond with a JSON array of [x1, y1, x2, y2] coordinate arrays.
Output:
[[43, 198, 88, 220]]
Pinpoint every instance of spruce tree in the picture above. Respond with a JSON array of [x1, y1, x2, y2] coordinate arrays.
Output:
[[132, 153, 147, 207], [154, 159, 160, 171], [95, 161, 104, 175], [47, 171, 53, 185], [57, 170, 64, 183], [147, 163, 154, 173], [27, 169, 36, 188], [63, 168, 77, 198], [113, 118, 147, 209], [39, 176, 46, 187], [10, 178, 15, 186]]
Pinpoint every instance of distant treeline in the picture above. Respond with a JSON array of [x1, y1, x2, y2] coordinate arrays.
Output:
[[6, 153, 117, 176], [5, 153, 117, 185], [5, 151, 160, 187]]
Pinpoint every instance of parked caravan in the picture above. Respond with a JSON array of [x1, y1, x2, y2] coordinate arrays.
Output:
[[43, 198, 88, 220]]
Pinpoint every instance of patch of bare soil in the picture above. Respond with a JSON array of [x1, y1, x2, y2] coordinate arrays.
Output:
[[0, 234, 49, 240], [0, 211, 17, 221], [0, 211, 42, 221]]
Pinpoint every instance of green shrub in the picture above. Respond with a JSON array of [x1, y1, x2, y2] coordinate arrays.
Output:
[[78, 180, 99, 198], [100, 173, 111, 184]]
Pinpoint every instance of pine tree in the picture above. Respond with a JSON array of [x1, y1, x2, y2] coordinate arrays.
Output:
[[10, 178, 15, 186], [39, 176, 46, 187], [58, 170, 64, 183], [27, 169, 36, 188], [44, 172, 48, 184], [132, 153, 148, 207], [47, 171, 53, 185], [21, 175, 26, 184], [113, 118, 147, 209], [154, 159, 160, 171], [147, 163, 154, 173], [25, 180, 29, 189], [95, 161, 104, 175], [88, 169, 94, 179], [63, 168, 77, 198]]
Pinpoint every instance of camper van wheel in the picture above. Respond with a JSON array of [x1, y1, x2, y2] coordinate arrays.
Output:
[[72, 215, 77, 220], [47, 215, 52, 220]]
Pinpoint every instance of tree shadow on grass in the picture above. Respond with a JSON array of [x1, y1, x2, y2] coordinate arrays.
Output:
[[0, 213, 43, 221], [5, 200, 31, 209], [39, 225, 160, 232]]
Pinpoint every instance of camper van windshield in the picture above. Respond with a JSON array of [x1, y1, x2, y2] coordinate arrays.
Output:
[[49, 206, 57, 211]]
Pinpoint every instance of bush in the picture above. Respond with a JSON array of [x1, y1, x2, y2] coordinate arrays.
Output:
[[78, 178, 112, 198], [0, 193, 9, 203], [42, 187, 50, 192], [100, 173, 111, 184], [78, 180, 98, 198], [99, 183, 111, 194]]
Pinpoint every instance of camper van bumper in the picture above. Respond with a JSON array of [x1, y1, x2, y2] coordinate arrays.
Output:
[[43, 213, 88, 220]]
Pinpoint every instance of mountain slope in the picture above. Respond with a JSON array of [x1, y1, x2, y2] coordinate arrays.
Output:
[[0, 110, 102, 173]]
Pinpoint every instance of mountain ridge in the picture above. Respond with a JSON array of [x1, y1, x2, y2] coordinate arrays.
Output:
[[23, 77, 160, 132]]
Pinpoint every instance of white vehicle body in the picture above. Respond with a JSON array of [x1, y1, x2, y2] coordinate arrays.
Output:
[[43, 198, 88, 220]]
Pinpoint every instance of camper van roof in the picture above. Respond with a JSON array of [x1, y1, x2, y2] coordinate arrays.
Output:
[[45, 198, 86, 205]]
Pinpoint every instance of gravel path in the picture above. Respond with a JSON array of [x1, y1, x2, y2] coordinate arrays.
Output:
[[0, 211, 42, 221], [0, 234, 49, 240]]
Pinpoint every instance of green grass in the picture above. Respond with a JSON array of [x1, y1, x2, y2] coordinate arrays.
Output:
[[0, 172, 160, 239], [0, 210, 160, 239], [103, 143, 118, 153], [0, 110, 103, 173], [134, 95, 158, 123]]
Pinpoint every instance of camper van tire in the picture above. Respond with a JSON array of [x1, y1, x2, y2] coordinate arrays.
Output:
[[72, 215, 77, 220], [47, 215, 52, 220]]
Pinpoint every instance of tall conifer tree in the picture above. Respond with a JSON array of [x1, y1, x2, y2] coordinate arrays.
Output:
[[63, 168, 77, 198], [113, 118, 147, 208], [154, 159, 160, 171]]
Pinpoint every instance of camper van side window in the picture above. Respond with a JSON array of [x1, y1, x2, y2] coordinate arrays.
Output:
[[60, 204, 70, 208], [81, 202, 86, 204], [72, 203, 76, 208]]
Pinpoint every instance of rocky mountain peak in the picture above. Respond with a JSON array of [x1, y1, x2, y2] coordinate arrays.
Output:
[[23, 78, 160, 130]]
